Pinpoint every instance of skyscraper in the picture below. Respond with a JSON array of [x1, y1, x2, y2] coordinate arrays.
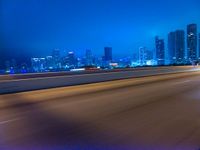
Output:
[[85, 49, 93, 66], [168, 30, 185, 64], [31, 58, 46, 72], [155, 36, 165, 65], [46, 56, 54, 69], [199, 33, 200, 59], [139, 47, 147, 66], [187, 24, 197, 62], [168, 32, 176, 64], [67, 51, 77, 68], [139, 47, 152, 66], [104, 47, 112, 61], [52, 49, 61, 69], [175, 30, 185, 64]]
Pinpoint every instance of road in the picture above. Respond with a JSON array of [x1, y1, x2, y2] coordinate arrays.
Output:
[[1, 71, 200, 150]]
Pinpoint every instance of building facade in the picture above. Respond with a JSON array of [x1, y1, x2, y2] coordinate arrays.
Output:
[[176, 30, 185, 64], [139, 47, 153, 66], [187, 24, 197, 62], [85, 49, 93, 66], [168, 30, 185, 64], [104, 47, 112, 61], [52, 49, 61, 69], [155, 36, 165, 65], [139, 47, 146, 66], [31, 58, 46, 72], [199, 33, 200, 60], [168, 32, 176, 64]]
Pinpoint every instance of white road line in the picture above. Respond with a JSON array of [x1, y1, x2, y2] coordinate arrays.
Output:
[[0, 118, 20, 125], [173, 80, 192, 85]]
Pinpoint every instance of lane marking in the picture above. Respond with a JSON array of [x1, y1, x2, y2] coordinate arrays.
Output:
[[0, 118, 20, 125], [173, 80, 192, 85]]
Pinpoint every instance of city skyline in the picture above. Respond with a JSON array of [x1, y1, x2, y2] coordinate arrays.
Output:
[[1, 22, 200, 73]]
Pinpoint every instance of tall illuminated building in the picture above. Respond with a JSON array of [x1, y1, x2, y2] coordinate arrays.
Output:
[[168, 30, 185, 64], [31, 58, 46, 72], [139, 47, 153, 66], [139, 47, 147, 65], [85, 49, 93, 66], [46, 56, 54, 69], [176, 30, 185, 64], [155, 36, 165, 65], [168, 32, 176, 64], [199, 33, 200, 59], [187, 24, 197, 62], [139, 47, 144, 65], [104, 47, 112, 61], [67, 51, 77, 67], [52, 49, 61, 69]]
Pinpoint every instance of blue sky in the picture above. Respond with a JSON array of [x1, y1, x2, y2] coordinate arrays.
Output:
[[0, 0, 200, 60]]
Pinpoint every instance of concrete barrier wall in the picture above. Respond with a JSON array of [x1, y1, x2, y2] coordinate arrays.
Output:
[[0, 66, 180, 81]]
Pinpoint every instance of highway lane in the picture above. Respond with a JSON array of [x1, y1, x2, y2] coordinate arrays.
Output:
[[1, 72, 200, 149]]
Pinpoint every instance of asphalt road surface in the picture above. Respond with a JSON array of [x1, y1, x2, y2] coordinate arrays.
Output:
[[1, 71, 200, 150]]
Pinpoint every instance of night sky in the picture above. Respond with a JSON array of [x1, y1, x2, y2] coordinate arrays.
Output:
[[1, 0, 200, 64]]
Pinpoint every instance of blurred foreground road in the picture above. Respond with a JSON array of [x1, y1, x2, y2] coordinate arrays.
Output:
[[1, 71, 200, 150]]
